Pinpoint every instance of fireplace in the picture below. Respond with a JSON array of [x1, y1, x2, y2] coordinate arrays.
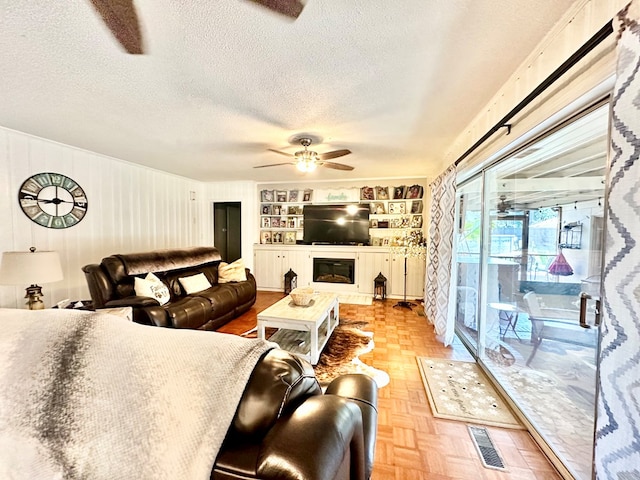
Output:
[[313, 257, 355, 284]]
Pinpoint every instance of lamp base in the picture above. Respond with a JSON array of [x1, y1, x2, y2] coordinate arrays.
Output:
[[25, 284, 45, 310], [393, 300, 416, 310]]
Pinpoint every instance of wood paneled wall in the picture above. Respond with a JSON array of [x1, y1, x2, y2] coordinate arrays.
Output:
[[0, 127, 211, 309]]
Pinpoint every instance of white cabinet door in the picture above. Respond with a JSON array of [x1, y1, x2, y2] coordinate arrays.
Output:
[[390, 254, 426, 298], [280, 248, 311, 288], [356, 251, 390, 294], [254, 249, 286, 290]]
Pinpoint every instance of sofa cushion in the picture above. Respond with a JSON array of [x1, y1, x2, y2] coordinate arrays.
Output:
[[164, 296, 213, 329], [134, 273, 171, 305], [218, 259, 247, 283], [179, 273, 212, 294], [195, 285, 237, 318], [226, 279, 256, 305]]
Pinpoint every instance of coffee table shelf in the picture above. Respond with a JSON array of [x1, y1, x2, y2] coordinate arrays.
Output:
[[257, 293, 339, 365]]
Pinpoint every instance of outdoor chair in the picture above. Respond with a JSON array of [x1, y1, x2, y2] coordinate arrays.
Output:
[[522, 291, 597, 366]]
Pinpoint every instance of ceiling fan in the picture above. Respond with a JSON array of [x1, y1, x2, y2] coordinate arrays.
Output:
[[255, 138, 354, 172], [496, 194, 532, 215], [88, 0, 305, 54]]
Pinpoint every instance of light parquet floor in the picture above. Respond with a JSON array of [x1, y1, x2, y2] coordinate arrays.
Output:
[[218, 291, 562, 480]]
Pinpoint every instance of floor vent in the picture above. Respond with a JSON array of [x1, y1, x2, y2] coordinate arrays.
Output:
[[468, 426, 506, 470]]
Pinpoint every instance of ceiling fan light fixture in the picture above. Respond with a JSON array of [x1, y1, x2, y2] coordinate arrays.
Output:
[[295, 149, 318, 172]]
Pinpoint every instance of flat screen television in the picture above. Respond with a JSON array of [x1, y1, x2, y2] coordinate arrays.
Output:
[[303, 204, 370, 245]]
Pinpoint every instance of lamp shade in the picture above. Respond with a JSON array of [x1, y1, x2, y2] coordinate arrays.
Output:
[[0, 250, 64, 285]]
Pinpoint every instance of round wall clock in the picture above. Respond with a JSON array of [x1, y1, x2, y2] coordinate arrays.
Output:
[[18, 173, 88, 229]]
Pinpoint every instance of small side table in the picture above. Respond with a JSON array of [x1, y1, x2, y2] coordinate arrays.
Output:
[[488, 302, 521, 341]]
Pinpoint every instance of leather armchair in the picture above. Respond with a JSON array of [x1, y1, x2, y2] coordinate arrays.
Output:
[[214, 349, 378, 480]]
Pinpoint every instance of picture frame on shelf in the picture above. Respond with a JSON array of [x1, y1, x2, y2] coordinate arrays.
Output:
[[272, 204, 282, 215], [288, 190, 299, 202], [400, 216, 410, 228], [303, 189, 313, 202], [261, 204, 272, 215], [411, 200, 423, 214], [370, 219, 379, 228], [284, 231, 297, 245], [272, 231, 284, 244], [370, 202, 385, 214], [262, 217, 271, 228], [287, 206, 298, 215], [378, 220, 389, 229], [406, 184, 423, 199], [287, 218, 296, 229], [393, 186, 406, 199], [411, 215, 423, 228], [371, 236, 382, 246], [270, 217, 281, 228], [261, 190, 274, 202], [375, 186, 389, 200], [390, 218, 402, 228], [382, 237, 390, 246], [261, 231, 272, 244], [388, 201, 406, 214], [276, 190, 288, 202], [360, 186, 374, 201]]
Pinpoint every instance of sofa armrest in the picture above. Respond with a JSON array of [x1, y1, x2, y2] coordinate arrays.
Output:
[[102, 297, 169, 327], [325, 374, 378, 479], [257, 395, 366, 480], [104, 296, 160, 308]]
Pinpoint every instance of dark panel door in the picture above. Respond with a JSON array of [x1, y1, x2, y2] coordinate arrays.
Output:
[[213, 202, 242, 262]]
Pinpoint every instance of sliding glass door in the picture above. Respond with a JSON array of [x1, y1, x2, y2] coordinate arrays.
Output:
[[454, 102, 608, 479]]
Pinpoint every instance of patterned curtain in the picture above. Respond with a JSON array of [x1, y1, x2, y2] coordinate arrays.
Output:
[[424, 165, 456, 345], [595, 2, 640, 478]]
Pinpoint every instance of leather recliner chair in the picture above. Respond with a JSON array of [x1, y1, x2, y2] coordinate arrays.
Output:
[[215, 349, 378, 480]]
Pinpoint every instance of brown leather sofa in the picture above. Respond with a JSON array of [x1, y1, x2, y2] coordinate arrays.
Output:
[[82, 247, 256, 329], [216, 348, 378, 480]]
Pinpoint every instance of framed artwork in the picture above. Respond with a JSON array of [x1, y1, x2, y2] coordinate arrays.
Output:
[[262, 217, 271, 228], [261, 204, 272, 215], [393, 186, 406, 199], [303, 189, 313, 202], [261, 190, 274, 202], [378, 220, 389, 229], [375, 186, 389, 200], [288, 190, 299, 202], [382, 237, 390, 246], [411, 200, 423, 214], [272, 204, 282, 215], [371, 236, 382, 246], [287, 206, 298, 215], [287, 218, 296, 228], [261, 231, 272, 244], [370, 219, 378, 228], [272, 231, 284, 243], [284, 231, 297, 244], [390, 218, 402, 228], [360, 186, 374, 201], [411, 215, 423, 228], [388, 202, 406, 214], [370, 202, 385, 214], [276, 190, 287, 202], [406, 184, 423, 199]]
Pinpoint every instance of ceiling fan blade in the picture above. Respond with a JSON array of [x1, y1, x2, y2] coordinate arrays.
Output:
[[246, 0, 305, 19], [317, 149, 351, 160], [267, 148, 295, 158], [254, 162, 295, 169], [321, 161, 354, 171], [88, 0, 144, 54]]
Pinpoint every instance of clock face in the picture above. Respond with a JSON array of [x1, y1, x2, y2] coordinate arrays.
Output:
[[18, 173, 88, 229]]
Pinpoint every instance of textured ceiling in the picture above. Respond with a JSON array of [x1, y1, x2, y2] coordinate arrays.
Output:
[[0, 0, 576, 182]]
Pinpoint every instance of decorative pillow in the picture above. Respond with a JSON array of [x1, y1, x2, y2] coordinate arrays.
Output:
[[179, 273, 212, 294], [134, 273, 171, 306], [218, 258, 247, 283]]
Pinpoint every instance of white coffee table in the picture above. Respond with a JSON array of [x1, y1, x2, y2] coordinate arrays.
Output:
[[257, 292, 339, 365]]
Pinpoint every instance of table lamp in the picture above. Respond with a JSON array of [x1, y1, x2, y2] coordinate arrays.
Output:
[[0, 247, 64, 309]]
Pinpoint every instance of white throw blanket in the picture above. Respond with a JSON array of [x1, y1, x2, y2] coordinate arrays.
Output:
[[0, 308, 273, 480]]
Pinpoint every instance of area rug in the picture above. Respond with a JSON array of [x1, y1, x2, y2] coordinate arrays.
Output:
[[314, 319, 389, 388], [242, 319, 389, 388], [416, 357, 522, 429]]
